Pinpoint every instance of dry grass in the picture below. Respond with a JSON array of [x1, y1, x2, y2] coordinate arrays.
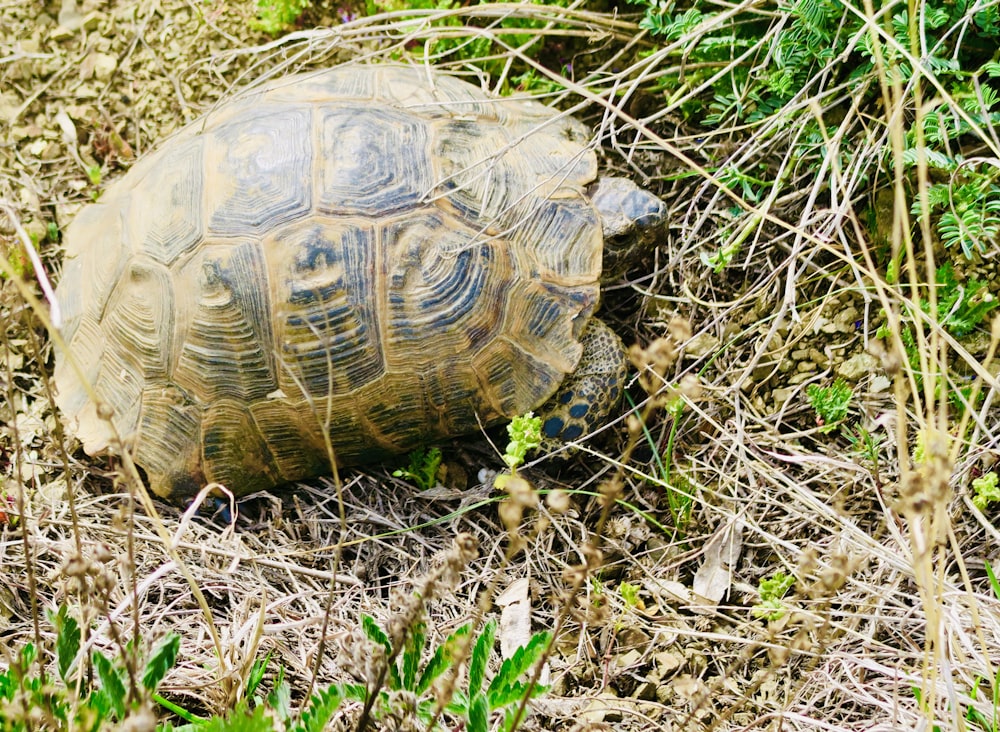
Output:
[[3, 0, 1000, 730]]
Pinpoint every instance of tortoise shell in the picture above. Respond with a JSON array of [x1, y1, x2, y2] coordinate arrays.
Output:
[[54, 64, 609, 500]]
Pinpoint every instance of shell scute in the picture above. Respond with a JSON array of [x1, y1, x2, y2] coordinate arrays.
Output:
[[128, 138, 204, 265], [383, 212, 509, 367], [249, 398, 331, 480], [205, 107, 313, 236], [317, 106, 432, 217], [202, 398, 282, 493], [102, 261, 174, 382], [172, 240, 277, 402], [473, 337, 565, 419], [275, 219, 384, 398], [58, 202, 127, 342], [135, 389, 201, 485]]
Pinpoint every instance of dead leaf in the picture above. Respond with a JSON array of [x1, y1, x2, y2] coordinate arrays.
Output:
[[692, 520, 743, 605]]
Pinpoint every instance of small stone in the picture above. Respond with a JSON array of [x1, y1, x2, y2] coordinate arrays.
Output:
[[808, 347, 829, 367], [57, 0, 83, 30], [82, 11, 104, 31], [615, 649, 644, 669], [685, 332, 720, 358], [837, 352, 879, 381], [653, 651, 684, 678], [820, 320, 840, 334], [580, 692, 623, 724], [636, 681, 659, 701], [41, 142, 61, 160], [772, 386, 797, 404], [835, 306, 859, 325], [0, 94, 19, 124], [93, 53, 117, 81], [810, 316, 831, 334], [870, 374, 892, 392]]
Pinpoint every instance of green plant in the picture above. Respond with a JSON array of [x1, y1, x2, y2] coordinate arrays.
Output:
[[0, 604, 181, 731], [806, 379, 852, 431], [973, 472, 1000, 511], [927, 263, 998, 337], [251, 0, 310, 33], [493, 413, 541, 509], [393, 446, 443, 491], [365, 0, 572, 88], [966, 670, 1000, 732], [618, 581, 641, 609], [846, 425, 882, 465], [751, 571, 796, 621], [502, 412, 542, 472], [631, 0, 1000, 291], [913, 160, 1000, 259], [876, 262, 998, 411], [353, 615, 549, 731]]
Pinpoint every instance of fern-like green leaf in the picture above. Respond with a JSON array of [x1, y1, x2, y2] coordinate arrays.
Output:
[[267, 665, 292, 721], [293, 683, 357, 732], [143, 632, 180, 691], [469, 620, 496, 695], [488, 631, 551, 709], [93, 651, 127, 720], [402, 620, 426, 691], [416, 622, 470, 695], [466, 691, 489, 732], [361, 614, 391, 652], [51, 605, 80, 684]]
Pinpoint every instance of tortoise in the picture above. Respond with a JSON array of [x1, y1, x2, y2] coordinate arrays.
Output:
[[53, 64, 665, 501]]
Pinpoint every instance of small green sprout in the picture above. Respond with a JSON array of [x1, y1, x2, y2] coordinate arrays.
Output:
[[503, 412, 542, 471], [751, 571, 796, 621], [0, 243, 32, 280], [392, 446, 443, 492], [806, 379, 852, 431], [618, 581, 642, 609], [86, 165, 102, 186], [700, 239, 741, 273], [973, 472, 1000, 511], [845, 425, 882, 466], [252, 0, 310, 33]]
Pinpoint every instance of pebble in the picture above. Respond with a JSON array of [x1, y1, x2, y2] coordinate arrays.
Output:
[[685, 332, 720, 358], [772, 386, 797, 404], [837, 352, 879, 380]]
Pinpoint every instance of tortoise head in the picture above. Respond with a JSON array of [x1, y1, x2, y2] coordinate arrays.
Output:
[[590, 177, 666, 282]]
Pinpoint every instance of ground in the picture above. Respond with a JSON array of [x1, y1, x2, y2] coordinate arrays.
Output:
[[2, 1, 1000, 731]]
